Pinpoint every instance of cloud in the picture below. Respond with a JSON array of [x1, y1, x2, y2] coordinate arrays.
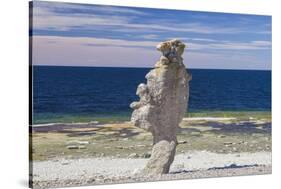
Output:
[[38, 35, 158, 48], [32, 1, 271, 36], [32, 4, 132, 31], [140, 34, 160, 40], [185, 51, 270, 70], [186, 38, 218, 42], [32, 35, 158, 68], [32, 36, 271, 70], [187, 40, 271, 50], [33, 1, 148, 15], [33, 35, 271, 52], [110, 23, 243, 34], [31, 2, 271, 70]]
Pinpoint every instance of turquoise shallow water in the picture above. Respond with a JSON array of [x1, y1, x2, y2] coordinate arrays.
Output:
[[32, 66, 271, 124], [33, 111, 272, 125], [33, 112, 131, 124]]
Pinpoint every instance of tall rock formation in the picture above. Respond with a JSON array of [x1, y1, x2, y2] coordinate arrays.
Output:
[[130, 39, 191, 175]]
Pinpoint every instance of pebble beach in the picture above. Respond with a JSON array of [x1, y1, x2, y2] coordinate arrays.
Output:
[[30, 114, 272, 188]]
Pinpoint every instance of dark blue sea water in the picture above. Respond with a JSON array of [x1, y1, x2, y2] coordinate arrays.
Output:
[[32, 66, 271, 124]]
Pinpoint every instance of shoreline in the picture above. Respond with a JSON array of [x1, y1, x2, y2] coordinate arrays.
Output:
[[32, 117, 239, 128], [32, 110, 271, 126]]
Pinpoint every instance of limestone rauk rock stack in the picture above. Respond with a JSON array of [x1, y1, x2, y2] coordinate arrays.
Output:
[[130, 39, 191, 175]]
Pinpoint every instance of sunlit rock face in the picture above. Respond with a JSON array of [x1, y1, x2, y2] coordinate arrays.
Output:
[[130, 39, 192, 175]]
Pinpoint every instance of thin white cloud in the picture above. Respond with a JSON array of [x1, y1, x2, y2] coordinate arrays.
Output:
[[35, 36, 158, 49], [32, 36, 271, 70], [185, 51, 270, 70], [140, 34, 160, 40], [32, 35, 158, 68], [33, 5, 131, 31], [104, 22, 256, 34], [252, 40, 272, 45], [188, 40, 271, 50], [34, 1, 148, 15], [188, 38, 218, 42], [33, 35, 271, 51], [32, 2, 271, 35]]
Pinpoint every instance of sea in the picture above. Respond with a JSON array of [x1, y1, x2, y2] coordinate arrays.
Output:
[[32, 66, 271, 124]]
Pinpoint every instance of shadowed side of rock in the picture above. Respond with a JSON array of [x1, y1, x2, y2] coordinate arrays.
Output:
[[130, 39, 191, 175]]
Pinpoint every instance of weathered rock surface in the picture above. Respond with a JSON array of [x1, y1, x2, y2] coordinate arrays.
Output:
[[130, 39, 191, 175]]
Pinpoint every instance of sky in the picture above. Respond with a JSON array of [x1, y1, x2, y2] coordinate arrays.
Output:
[[31, 1, 272, 70]]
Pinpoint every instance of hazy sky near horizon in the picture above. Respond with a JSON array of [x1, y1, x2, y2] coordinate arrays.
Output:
[[31, 1, 272, 70]]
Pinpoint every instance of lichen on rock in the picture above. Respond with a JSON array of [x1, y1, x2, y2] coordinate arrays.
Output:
[[130, 39, 191, 175]]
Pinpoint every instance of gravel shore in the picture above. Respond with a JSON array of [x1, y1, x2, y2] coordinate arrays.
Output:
[[31, 151, 271, 188]]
